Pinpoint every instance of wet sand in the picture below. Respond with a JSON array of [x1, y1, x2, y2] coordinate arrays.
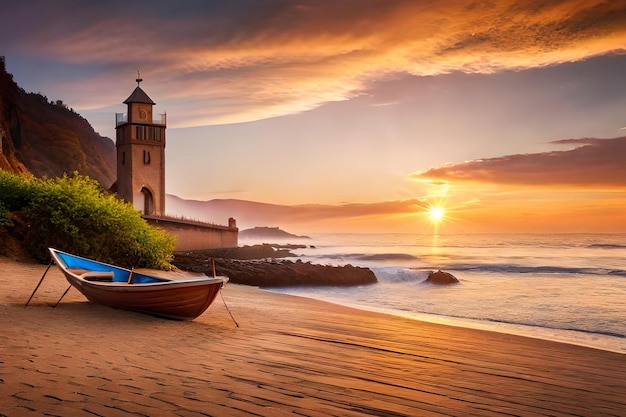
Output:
[[1, 256, 625, 416]]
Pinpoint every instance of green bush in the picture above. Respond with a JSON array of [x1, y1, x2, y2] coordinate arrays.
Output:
[[0, 201, 12, 227], [0, 170, 31, 228], [0, 171, 176, 269], [0, 169, 31, 211]]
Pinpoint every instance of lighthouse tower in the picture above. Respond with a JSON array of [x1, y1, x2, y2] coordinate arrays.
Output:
[[115, 73, 166, 216]]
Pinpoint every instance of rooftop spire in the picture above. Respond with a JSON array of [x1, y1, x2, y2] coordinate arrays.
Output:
[[136, 70, 143, 86]]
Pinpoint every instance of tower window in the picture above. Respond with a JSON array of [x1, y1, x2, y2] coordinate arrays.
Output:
[[133, 125, 164, 142]]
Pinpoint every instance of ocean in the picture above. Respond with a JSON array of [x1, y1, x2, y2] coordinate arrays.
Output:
[[259, 233, 626, 354]]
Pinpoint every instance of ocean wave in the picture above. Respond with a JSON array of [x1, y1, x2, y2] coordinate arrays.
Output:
[[303, 243, 626, 278], [306, 253, 626, 278], [371, 267, 430, 283], [359, 253, 418, 261], [447, 263, 626, 276], [369, 262, 626, 280], [311, 252, 418, 262], [587, 243, 626, 249], [453, 315, 626, 340]]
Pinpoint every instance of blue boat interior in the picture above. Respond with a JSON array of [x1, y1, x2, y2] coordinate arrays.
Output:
[[54, 250, 168, 284]]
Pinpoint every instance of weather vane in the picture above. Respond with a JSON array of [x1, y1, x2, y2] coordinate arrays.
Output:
[[136, 70, 143, 86]]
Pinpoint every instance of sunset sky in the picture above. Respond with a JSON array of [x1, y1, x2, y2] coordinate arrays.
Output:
[[2, 1, 626, 233]]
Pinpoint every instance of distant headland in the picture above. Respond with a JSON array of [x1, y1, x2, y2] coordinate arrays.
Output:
[[239, 226, 311, 240]]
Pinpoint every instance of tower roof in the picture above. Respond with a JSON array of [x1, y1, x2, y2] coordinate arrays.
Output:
[[123, 86, 155, 105]]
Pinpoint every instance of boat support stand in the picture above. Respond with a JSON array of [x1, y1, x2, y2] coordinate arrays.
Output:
[[25, 258, 72, 308], [24, 257, 54, 307], [213, 259, 239, 328], [53, 285, 72, 307]]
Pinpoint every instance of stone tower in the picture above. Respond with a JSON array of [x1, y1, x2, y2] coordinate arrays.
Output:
[[115, 74, 166, 216]]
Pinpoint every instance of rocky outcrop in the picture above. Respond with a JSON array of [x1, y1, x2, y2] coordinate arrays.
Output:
[[173, 245, 377, 287], [178, 243, 307, 260], [424, 270, 460, 285]]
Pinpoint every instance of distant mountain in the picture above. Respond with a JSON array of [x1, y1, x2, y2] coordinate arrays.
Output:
[[0, 59, 116, 187], [165, 193, 427, 233], [165, 194, 300, 227]]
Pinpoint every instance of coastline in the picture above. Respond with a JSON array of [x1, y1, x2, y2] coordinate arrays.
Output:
[[269, 288, 626, 355], [281, 232, 626, 356], [2, 256, 625, 415]]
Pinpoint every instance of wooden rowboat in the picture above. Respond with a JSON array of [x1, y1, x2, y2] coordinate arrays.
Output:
[[48, 248, 227, 320]]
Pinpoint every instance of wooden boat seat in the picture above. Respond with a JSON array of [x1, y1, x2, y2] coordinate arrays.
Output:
[[80, 271, 115, 282], [67, 268, 90, 275]]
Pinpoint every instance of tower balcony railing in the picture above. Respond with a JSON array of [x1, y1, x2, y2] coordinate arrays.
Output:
[[153, 113, 166, 125], [115, 112, 167, 126], [116, 113, 127, 125]]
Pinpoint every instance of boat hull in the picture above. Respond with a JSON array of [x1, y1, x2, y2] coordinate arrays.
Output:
[[49, 248, 226, 320]]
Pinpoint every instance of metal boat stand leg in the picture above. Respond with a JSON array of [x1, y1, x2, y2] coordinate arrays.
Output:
[[53, 285, 72, 308], [214, 259, 239, 328], [24, 258, 54, 308], [220, 290, 239, 328]]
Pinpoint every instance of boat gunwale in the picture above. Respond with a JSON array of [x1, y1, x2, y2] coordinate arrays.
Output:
[[50, 248, 227, 288]]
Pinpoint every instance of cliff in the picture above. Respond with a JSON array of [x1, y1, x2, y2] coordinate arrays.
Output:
[[0, 58, 116, 187], [0, 62, 29, 174]]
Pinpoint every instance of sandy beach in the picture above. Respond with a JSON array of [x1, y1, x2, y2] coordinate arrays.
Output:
[[1, 256, 625, 416]]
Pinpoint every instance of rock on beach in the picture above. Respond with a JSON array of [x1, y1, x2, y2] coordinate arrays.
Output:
[[424, 269, 460, 285]]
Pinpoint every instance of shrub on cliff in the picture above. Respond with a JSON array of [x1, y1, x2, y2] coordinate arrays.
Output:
[[0, 170, 176, 269], [0, 202, 11, 227]]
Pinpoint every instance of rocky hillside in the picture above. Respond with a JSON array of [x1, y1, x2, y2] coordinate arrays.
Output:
[[0, 59, 116, 187]]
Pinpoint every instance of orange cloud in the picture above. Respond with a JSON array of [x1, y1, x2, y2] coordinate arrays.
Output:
[[10, 0, 626, 126], [405, 136, 626, 233], [411, 137, 626, 188]]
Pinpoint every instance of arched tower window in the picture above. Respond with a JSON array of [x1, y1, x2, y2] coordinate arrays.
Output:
[[141, 187, 154, 215]]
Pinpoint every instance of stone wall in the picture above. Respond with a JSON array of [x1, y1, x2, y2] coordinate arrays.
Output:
[[144, 216, 238, 251]]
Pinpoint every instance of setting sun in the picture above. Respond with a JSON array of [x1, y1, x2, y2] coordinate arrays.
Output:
[[428, 206, 445, 224]]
